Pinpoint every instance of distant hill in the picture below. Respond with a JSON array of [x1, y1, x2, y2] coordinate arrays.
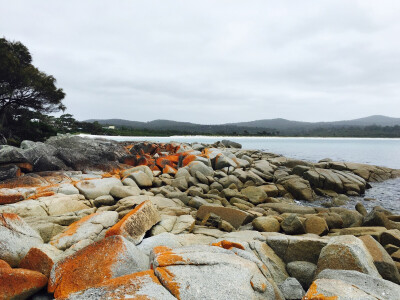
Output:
[[86, 115, 400, 136]]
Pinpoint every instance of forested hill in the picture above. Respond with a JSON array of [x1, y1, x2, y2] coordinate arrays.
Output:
[[86, 115, 400, 137]]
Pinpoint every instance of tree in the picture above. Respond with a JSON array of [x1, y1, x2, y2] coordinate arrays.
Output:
[[0, 37, 66, 143]]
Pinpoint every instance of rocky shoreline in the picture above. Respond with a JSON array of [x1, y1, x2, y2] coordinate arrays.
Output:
[[1, 135, 400, 299]]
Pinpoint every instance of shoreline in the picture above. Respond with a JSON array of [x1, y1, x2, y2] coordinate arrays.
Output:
[[80, 133, 400, 141], [1, 135, 400, 299]]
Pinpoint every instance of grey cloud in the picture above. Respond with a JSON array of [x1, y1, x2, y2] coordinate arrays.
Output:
[[1, 0, 399, 123]]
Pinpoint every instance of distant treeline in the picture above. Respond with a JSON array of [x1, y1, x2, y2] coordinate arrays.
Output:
[[6, 113, 400, 146], [92, 121, 400, 138]]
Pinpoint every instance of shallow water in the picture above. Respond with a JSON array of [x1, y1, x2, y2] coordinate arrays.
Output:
[[82, 134, 400, 213]]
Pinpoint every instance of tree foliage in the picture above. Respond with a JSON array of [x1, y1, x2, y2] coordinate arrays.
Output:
[[0, 37, 65, 144]]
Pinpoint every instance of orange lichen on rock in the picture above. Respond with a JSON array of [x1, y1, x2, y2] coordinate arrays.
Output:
[[211, 240, 245, 251], [0, 259, 11, 269], [105, 201, 147, 238], [0, 268, 48, 300], [52, 213, 98, 240], [152, 247, 186, 268], [28, 191, 55, 200], [48, 235, 136, 298], [303, 281, 339, 300], [0, 192, 24, 204], [163, 165, 177, 175], [105, 200, 160, 244], [15, 162, 33, 172], [19, 248, 55, 278], [0, 175, 44, 189], [182, 154, 196, 167], [155, 267, 181, 299], [68, 270, 172, 299]]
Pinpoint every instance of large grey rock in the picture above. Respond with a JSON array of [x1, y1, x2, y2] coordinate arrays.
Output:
[[277, 175, 315, 201], [197, 205, 253, 229], [151, 215, 195, 236], [240, 186, 268, 205], [286, 261, 317, 289], [0, 164, 20, 181], [105, 200, 161, 245], [0, 213, 44, 267], [50, 211, 119, 250], [76, 177, 123, 199], [65, 270, 176, 300], [188, 161, 214, 177], [281, 214, 305, 235], [249, 240, 289, 285], [304, 278, 380, 299], [48, 235, 149, 298], [265, 234, 328, 264], [46, 135, 128, 172], [316, 235, 381, 278], [254, 160, 275, 175], [151, 245, 283, 299], [252, 216, 280, 232], [221, 140, 242, 148], [0, 194, 90, 218], [315, 269, 400, 300], [138, 232, 183, 257], [128, 171, 153, 187], [219, 175, 243, 189], [0, 146, 29, 164], [109, 185, 141, 198], [214, 154, 238, 169], [303, 168, 367, 195], [278, 277, 305, 300], [260, 203, 316, 215], [359, 234, 400, 284], [121, 165, 153, 180]]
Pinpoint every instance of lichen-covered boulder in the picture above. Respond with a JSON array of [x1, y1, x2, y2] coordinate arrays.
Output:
[[48, 235, 148, 298], [0, 267, 48, 300], [50, 211, 118, 250], [19, 244, 62, 278], [151, 245, 284, 299], [106, 200, 161, 245], [307, 269, 400, 300], [65, 270, 177, 300], [0, 213, 43, 267]]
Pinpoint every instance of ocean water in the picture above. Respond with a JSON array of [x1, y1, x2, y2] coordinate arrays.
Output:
[[82, 135, 400, 213]]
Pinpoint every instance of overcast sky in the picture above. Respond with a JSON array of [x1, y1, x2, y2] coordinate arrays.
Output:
[[1, 1, 400, 123]]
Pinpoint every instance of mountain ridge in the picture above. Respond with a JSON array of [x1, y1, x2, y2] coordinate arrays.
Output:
[[86, 115, 400, 131]]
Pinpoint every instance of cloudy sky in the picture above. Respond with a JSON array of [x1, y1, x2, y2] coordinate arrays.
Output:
[[1, 1, 400, 123]]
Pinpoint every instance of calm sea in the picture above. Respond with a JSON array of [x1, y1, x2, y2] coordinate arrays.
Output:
[[82, 135, 400, 213], [83, 135, 400, 169]]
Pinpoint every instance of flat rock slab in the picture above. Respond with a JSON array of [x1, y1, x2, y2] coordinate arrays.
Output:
[[50, 211, 118, 250], [48, 235, 148, 299], [265, 234, 328, 264], [304, 278, 378, 300], [0, 268, 48, 300], [314, 269, 400, 300], [106, 200, 161, 244], [197, 205, 253, 229], [0, 213, 43, 267], [66, 270, 176, 300], [76, 177, 122, 199], [151, 245, 282, 300], [259, 203, 316, 214]]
